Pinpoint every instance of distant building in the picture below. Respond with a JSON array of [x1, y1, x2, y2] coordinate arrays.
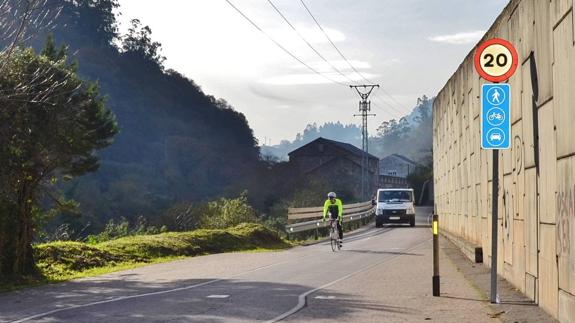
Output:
[[379, 174, 409, 189], [378, 154, 420, 188], [288, 137, 379, 200]]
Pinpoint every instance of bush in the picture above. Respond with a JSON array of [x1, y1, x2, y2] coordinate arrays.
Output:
[[199, 192, 258, 229], [86, 216, 166, 244], [160, 192, 259, 231]]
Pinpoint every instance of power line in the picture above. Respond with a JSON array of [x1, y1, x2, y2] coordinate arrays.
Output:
[[380, 87, 412, 112], [371, 98, 403, 119], [266, 0, 358, 85], [224, 0, 346, 86], [372, 92, 409, 117], [300, 0, 373, 84], [299, 0, 416, 115], [227, 0, 409, 122]]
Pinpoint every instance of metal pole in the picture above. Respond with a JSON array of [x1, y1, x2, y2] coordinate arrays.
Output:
[[351, 85, 378, 201], [432, 213, 440, 296], [490, 149, 499, 303]]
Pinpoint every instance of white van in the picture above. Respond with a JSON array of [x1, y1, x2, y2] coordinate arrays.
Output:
[[375, 188, 416, 227]]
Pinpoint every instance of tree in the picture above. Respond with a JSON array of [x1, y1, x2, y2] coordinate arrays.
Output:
[[51, 0, 119, 48], [121, 18, 165, 67], [0, 40, 118, 280]]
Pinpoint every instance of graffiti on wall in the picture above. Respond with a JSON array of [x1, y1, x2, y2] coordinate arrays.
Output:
[[504, 189, 511, 239], [557, 183, 575, 256], [512, 135, 523, 219], [514, 135, 523, 175]]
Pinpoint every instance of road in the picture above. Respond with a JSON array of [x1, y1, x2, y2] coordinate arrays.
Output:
[[0, 206, 476, 323]]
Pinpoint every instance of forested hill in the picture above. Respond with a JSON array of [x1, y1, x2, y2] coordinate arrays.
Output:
[[30, 1, 261, 231], [263, 96, 433, 163]]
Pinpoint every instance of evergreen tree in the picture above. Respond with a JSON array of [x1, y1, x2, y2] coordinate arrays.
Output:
[[0, 39, 118, 280]]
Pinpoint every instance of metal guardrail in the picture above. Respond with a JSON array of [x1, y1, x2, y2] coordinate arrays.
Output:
[[287, 201, 373, 222], [286, 201, 375, 235]]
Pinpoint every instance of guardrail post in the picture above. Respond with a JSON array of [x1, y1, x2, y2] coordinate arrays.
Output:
[[432, 213, 440, 296]]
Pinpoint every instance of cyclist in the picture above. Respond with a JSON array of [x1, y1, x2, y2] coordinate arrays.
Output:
[[323, 192, 343, 247]]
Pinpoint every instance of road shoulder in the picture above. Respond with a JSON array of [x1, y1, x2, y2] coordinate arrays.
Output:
[[287, 231, 499, 322], [441, 236, 558, 322]]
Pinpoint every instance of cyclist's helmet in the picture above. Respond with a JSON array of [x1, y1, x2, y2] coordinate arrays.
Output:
[[327, 192, 337, 199]]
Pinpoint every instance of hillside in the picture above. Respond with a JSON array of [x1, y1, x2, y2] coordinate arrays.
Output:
[[28, 1, 263, 234]]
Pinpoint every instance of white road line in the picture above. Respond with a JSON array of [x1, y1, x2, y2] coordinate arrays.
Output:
[[320, 227, 393, 246], [10, 259, 293, 323], [206, 295, 229, 299], [314, 296, 335, 300], [265, 237, 432, 323]]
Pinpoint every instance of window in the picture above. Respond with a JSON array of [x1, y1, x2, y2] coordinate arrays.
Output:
[[378, 191, 413, 202]]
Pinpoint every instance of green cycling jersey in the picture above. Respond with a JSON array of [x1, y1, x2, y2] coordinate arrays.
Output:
[[323, 198, 343, 222]]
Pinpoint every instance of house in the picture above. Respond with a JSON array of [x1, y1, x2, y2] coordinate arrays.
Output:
[[288, 137, 379, 201], [378, 154, 420, 188]]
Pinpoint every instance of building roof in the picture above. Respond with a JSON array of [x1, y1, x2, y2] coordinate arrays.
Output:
[[288, 137, 379, 160], [381, 153, 419, 166]]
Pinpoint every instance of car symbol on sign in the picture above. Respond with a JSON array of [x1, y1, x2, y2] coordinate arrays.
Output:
[[489, 132, 502, 141]]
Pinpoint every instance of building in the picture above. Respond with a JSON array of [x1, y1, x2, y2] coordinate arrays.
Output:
[[379, 154, 419, 178], [288, 137, 379, 201], [378, 154, 419, 189]]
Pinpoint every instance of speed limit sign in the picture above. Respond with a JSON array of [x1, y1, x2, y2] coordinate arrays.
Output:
[[474, 38, 518, 82]]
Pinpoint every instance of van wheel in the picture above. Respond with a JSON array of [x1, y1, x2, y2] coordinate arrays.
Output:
[[410, 217, 415, 227]]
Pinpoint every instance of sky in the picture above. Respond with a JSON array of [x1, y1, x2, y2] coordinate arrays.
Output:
[[116, 0, 509, 145]]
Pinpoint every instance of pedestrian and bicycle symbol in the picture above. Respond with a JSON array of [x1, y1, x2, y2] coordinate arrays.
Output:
[[486, 87, 505, 106], [486, 107, 505, 126], [482, 84, 510, 149]]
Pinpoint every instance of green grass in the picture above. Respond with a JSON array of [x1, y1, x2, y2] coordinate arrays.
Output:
[[1, 223, 291, 292]]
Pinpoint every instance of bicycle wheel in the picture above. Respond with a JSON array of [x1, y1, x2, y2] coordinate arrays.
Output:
[[330, 228, 337, 252]]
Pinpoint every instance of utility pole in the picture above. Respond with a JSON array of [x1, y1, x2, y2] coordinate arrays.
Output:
[[351, 84, 379, 201]]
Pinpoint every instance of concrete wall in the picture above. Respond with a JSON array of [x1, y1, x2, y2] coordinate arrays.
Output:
[[432, 0, 575, 320]]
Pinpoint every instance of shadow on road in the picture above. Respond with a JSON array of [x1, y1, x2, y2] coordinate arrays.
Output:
[[439, 294, 488, 303], [342, 249, 422, 257], [0, 276, 414, 322], [381, 224, 431, 228]]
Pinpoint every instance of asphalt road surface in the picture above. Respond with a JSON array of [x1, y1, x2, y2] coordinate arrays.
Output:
[[0, 207, 435, 323]]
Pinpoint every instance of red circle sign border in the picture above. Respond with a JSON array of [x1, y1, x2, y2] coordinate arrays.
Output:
[[474, 38, 518, 83]]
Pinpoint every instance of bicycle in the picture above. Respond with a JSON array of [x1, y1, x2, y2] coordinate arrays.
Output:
[[328, 219, 341, 252], [488, 112, 503, 122]]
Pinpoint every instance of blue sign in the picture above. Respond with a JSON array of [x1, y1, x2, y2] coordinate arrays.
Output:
[[482, 84, 510, 149]]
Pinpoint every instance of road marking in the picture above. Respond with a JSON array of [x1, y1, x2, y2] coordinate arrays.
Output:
[[265, 237, 432, 323], [321, 227, 393, 246], [314, 296, 335, 300], [207, 295, 229, 299], [11, 226, 394, 322], [10, 259, 295, 323]]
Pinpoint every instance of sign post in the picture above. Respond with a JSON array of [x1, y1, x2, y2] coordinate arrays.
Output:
[[474, 38, 518, 304], [432, 213, 440, 296]]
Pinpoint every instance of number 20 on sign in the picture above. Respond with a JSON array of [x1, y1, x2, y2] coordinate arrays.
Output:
[[474, 38, 518, 83]]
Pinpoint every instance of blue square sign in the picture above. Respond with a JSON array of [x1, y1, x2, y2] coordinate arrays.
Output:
[[482, 84, 510, 150]]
